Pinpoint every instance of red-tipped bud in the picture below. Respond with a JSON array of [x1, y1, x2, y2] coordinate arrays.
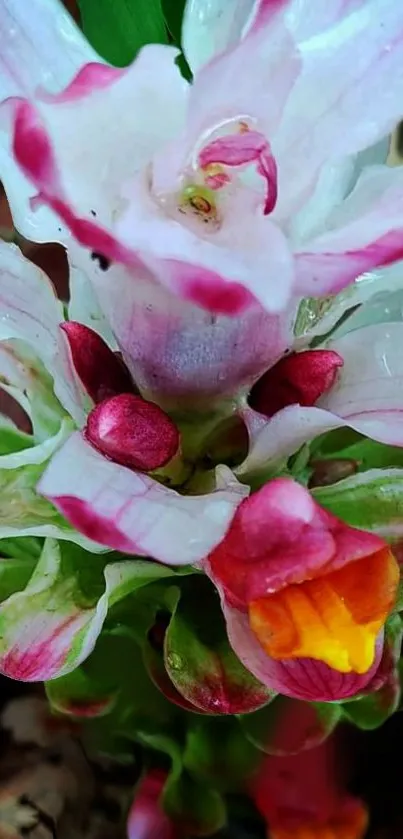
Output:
[[61, 321, 135, 403], [85, 393, 180, 472], [250, 350, 344, 417]]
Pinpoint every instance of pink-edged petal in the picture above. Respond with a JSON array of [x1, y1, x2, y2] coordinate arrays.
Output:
[[38, 432, 249, 565], [128, 771, 178, 839], [273, 3, 403, 219], [74, 256, 296, 406], [222, 603, 383, 701], [295, 167, 403, 297], [1, 44, 187, 244], [0, 241, 88, 424], [0, 539, 149, 681], [0, 0, 99, 242], [236, 404, 345, 477], [115, 175, 294, 314], [0, 0, 98, 99]]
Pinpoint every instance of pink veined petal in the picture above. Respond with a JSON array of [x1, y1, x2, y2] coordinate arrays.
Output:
[[0, 240, 88, 425], [222, 602, 383, 701], [74, 255, 295, 406], [199, 130, 278, 214], [38, 432, 249, 566], [295, 166, 403, 297], [273, 1, 403, 219]]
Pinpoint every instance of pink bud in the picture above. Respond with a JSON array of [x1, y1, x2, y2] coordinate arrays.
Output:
[[127, 771, 177, 839], [250, 350, 344, 417], [61, 321, 135, 403], [85, 393, 180, 472]]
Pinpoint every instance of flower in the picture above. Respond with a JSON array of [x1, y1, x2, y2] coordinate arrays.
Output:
[[0, 240, 248, 565], [1, 0, 403, 409], [250, 731, 368, 838], [127, 771, 178, 839], [206, 477, 399, 701]]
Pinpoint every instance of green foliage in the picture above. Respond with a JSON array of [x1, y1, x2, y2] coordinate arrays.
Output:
[[77, 0, 168, 66]]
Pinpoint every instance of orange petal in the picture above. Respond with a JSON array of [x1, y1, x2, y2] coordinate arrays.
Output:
[[249, 548, 399, 674]]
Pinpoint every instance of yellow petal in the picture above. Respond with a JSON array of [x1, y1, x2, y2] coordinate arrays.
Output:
[[249, 548, 399, 674]]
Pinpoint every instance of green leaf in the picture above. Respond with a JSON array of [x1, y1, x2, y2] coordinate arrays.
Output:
[[0, 555, 37, 603], [164, 578, 272, 715], [183, 717, 259, 791], [0, 426, 33, 456], [162, 0, 186, 43], [313, 468, 403, 539], [163, 768, 227, 837], [239, 695, 341, 756], [78, 0, 168, 66]]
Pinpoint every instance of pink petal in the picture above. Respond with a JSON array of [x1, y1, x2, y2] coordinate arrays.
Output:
[[38, 432, 249, 565], [1, 43, 188, 246], [295, 167, 403, 297], [222, 603, 383, 701], [0, 240, 88, 424], [199, 130, 278, 214], [85, 393, 179, 471], [127, 771, 177, 839], [273, 3, 403, 219], [206, 477, 384, 605], [79, 257, 295, 406]]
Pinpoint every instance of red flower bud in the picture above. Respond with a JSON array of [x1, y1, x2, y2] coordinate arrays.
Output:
[[85, 393, 180, 472], [250, 350, 344, 417], [61, 321, 135, 403]]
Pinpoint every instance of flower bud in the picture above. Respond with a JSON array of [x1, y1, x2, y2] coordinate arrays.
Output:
[[61, 321, 135, 403], [85, 393, 180, 472]]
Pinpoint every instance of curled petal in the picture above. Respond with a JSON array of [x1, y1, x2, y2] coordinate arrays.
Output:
[[38, 432, 249, 565], [85, 393, 180, 471], [207, 477, 384, 604]]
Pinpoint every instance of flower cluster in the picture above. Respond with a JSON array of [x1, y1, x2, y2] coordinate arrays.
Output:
[[0, 0, 403, 835]]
